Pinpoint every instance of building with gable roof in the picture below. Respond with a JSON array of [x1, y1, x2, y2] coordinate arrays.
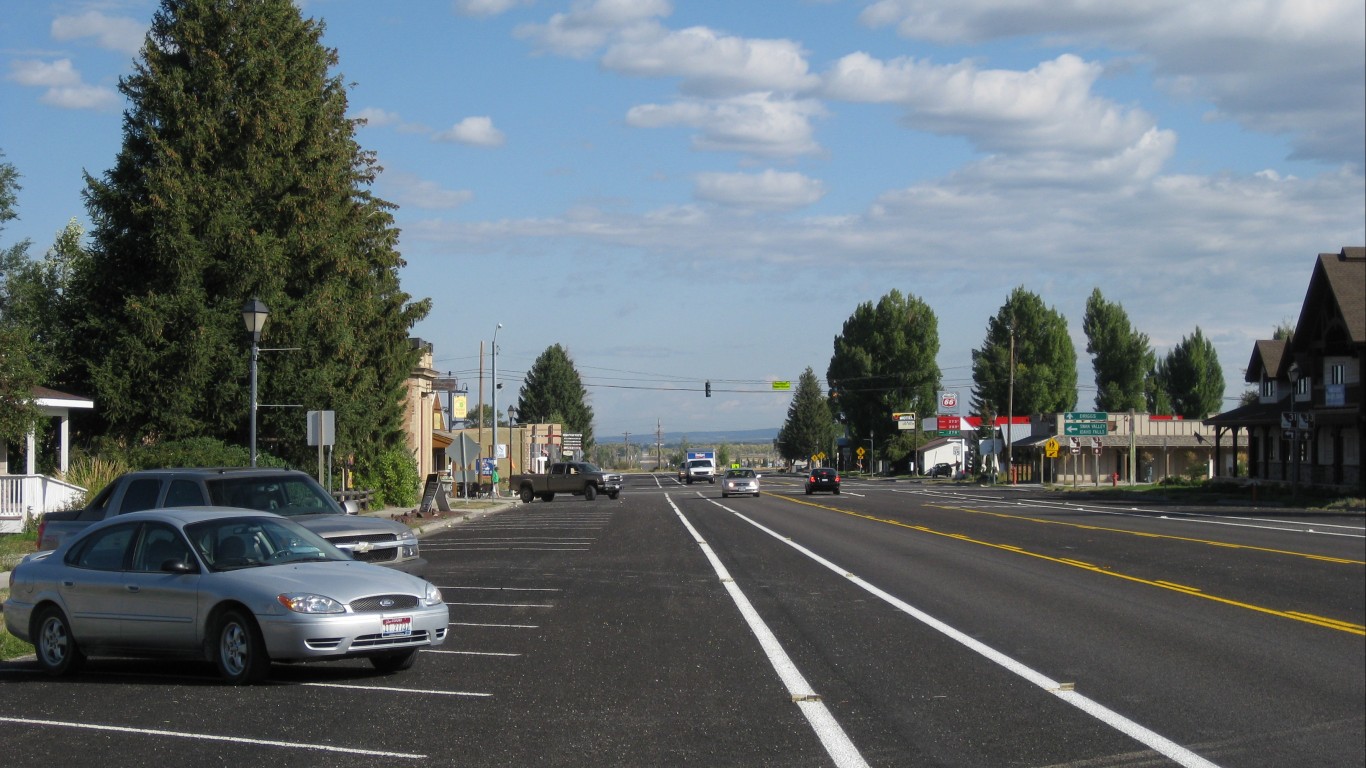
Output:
[[1205, 247, 1364, 495]]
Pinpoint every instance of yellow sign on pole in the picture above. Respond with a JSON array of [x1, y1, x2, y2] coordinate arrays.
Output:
[[1044, 438, 1060, 458], [772, 381, 791, 390], [856, 447, 866, 458]]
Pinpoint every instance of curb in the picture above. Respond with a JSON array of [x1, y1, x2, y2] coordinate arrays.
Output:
[[363, 499, 521, 538]]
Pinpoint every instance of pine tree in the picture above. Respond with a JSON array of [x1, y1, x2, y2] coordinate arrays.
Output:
[[515, 344, 595, 452], [777, 367, 834, 464], [71, 0, 428, 468], [971, 287, 1077, 418], [1083, 288, 1154, 412]]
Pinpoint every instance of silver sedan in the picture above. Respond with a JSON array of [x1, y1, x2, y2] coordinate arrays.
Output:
[[3, 508, 448, 684], [720, 468, 761, 498]]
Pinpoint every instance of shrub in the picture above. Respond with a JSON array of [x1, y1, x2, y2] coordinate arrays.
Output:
[[62, 452, 133, 508], [354, 446, 419, 509], [128, 437, 287, 469]]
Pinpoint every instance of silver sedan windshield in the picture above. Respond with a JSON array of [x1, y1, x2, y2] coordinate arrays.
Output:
[[185, 516, 349, 570]]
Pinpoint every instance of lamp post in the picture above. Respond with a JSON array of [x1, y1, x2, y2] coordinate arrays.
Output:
[[866, 437, 874, 475], [491, 323, 503, 497], [1287, 362, 1300, 503], [241, 298, 270, 467]]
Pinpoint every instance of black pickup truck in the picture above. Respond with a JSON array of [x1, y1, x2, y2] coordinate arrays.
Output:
[[509, 462, 623, 503]]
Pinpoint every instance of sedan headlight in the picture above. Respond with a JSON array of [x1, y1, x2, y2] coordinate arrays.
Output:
[[399, 529, 419, 558], [278, 593, 346, 614], [422, 583, 444, 607]]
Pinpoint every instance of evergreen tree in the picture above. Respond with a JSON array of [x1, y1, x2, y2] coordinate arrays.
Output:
[[826, 290, 940, 465], [515, 344, 595, 452], [777, 367, 834, 464], [1082, 288, 1154, 412], [1162, 327, 1225, 417], [70, 0, 428, 469], [971, 287, 1077, 418], [0, 152, 45, 445], [1145, 358, 1174, 415]]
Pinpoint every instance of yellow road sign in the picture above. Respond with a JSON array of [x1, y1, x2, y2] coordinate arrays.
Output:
[[772, 381, 791, 390], [856, 447, 866, 458], [1044, 438, 1060, 458]]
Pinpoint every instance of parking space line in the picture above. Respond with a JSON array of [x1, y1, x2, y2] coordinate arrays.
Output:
[[0, 715, 427, 759], [425, 649, 521, 657], [449, 621, 539, 629], [446, 601, 555, 608], [299, 682, 491, 697]]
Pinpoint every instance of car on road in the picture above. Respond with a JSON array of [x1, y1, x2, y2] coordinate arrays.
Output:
[[4, 508, 449, 685], [926, 462, 954, 478], [720, 468, 761, 498], [804, 467, 841, 495]]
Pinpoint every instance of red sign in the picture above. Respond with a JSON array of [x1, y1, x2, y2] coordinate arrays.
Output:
[[938, 416, 961, 431]]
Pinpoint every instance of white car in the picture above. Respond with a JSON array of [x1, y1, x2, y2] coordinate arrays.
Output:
[[720, 468, 761, 498], [4, 508, 448, 685], [685, 458, 717, 484]]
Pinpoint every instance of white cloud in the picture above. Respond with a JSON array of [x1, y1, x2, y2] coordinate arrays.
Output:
[[858, 0, 1365, 165], [434, 116, 507, 147], [453, 0, 530, 18], [8, 59, 81, 87], [51, 10, 145, 54], [603, 25, 819, 96], [383, 172, 475, 210], [694, 170, 826, 210], [517, 0, 672, 58], [8, 59, 118, 110], [627, 93, 825, 157]]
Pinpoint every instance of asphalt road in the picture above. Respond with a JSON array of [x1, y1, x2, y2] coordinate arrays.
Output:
[[1, 473, 1362, 767]]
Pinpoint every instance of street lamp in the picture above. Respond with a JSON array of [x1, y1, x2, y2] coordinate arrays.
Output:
[[1287, 362, 1300, 503], [491, 323, 503, 497], [241, 298, 270, 467]]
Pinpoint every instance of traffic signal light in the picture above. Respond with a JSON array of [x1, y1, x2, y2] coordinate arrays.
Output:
[[705, 380, 711, 397]]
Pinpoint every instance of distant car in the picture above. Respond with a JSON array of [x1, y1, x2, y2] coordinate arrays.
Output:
[[926, 462, 954, 478], [677, 464, 687, 482], [720, 468, 761, 498], [4, 508, 449, 685], [685, 458, 717, 484], [804, 467, 841, 495]]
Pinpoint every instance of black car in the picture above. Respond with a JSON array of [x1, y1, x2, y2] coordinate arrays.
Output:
[[926, 462, 954, 478], [804, 467, 841, 495]]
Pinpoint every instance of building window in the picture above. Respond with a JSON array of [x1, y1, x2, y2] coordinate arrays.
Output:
[[1329, 363, 1345, 385], [1261, 378, 1276, 398], [1295, 376, 1310, 397]]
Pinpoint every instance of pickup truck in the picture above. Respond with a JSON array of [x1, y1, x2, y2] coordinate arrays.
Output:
[[34, 467, 427, 575], [511, 462, 623, 503]]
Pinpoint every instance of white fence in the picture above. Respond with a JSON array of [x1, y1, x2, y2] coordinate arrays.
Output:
[[0, 475, 87, 534]]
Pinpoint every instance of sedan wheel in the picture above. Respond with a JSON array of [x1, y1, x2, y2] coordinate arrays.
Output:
[[214, 609, 270, 685], [34, 606, 85, 676]]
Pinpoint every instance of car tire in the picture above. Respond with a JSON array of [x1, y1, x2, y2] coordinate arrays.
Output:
[[608, 490, 620, 500], [519, 485, 534, 503], [33, 605, 85, 677], [721, 492, 728, 498], [371, 648, 418, 673], [541, 493, 555, 502], [805, 488, 813, 495], [584, 484, 598, 501], [834, 488, 841, 494], [213, 608, 270, 685]]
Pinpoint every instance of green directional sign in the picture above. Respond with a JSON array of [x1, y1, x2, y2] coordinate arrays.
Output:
[[1064, 422, 1108, 436], [1064, 411, 1108, 421]]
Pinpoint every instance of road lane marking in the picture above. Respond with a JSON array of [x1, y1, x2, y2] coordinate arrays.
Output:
[[722, 508, 1222, 768], [298, 682, 491, 697], [0, 715, 427, 759], [424, 649, 521, 657], [446, 602, 555, 608], [778, 495, 1366, 636], [449, 621, 539, 628], [667, 495, 871, 768]]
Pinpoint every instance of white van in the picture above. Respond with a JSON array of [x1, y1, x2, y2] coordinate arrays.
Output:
[[685, 457, 717, 484]]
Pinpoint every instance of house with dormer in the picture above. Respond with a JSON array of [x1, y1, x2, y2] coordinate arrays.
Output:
[[1205, 247, 1364, 495]]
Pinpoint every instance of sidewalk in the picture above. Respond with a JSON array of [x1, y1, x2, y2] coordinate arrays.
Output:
[[362, 496, 521, 537]]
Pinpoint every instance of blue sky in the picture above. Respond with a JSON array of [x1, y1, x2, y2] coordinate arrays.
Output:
[[3, 0, 1363, 438]]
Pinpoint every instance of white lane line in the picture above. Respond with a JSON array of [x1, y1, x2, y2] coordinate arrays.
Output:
[[667, 495, 871, 768], [724, 507, 1222, 768], [0, 715, 426, 759]]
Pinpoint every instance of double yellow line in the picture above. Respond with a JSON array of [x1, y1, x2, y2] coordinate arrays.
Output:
[[774, 494, 1365, 636]]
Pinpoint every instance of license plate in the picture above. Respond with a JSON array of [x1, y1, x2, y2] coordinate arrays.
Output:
[[382, 617, 413, 637]]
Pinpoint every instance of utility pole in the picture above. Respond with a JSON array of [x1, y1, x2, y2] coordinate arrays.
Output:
[[656, 419, 663, 471], [623, 431, 631, 470]]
